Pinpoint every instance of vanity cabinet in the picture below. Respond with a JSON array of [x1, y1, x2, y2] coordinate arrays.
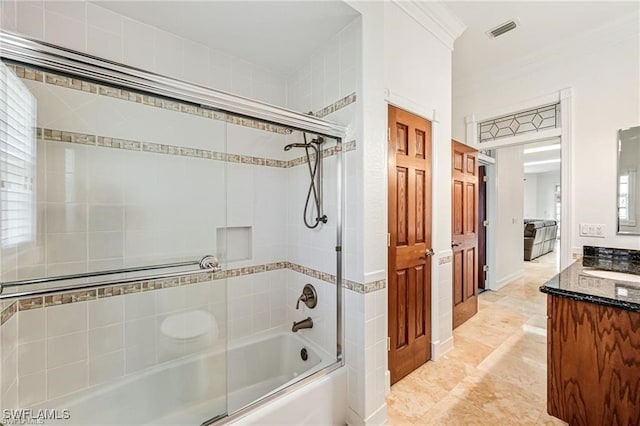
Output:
[[547, 294, 640, 424]]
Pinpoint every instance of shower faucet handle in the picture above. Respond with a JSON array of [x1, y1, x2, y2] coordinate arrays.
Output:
[[296, 284, 317, 309]]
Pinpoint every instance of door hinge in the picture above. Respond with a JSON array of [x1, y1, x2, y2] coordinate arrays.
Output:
[[483, 175, 488, 182], [483, 265, 489, 272], [387, 336, 391, 351], [387, 127, 391, 142], [483, 220, 489, 227], [387, 233, 391, 247]]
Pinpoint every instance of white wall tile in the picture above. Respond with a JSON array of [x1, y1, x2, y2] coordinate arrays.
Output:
[[18, 340, 45, 376], [89, 324, 123, 358], [86, 3, 121, 33], [124, 343, 156, 374], [88, 205, 124, 232], [89, 350, 124, 386], [47, 360, 88, 399], [46, 303, 87, 337], [122, 18, 155, 71], [16, 1, 44, 39], [183, 39, 210, 87], [44, 9, 86, 52], [87, 25, 123, 63], [18, 370, 46, 406], [124, 291, 156, 321], [17, 309, 45, 344], [124, 317, 155, 348], [47, 331, 87, 369], [88, 231, 124, 260], [88, 297, 124, 329], [3, 381, 18, 411], [43, 1, 85, 22], [1, 0, 17, 32], [154, 29, 184, 79], [1, 345, 17, 395], [47, 203, 87, 233]]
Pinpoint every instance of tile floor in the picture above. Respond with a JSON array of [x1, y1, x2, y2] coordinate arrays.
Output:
[[387, 249, 569, 425]]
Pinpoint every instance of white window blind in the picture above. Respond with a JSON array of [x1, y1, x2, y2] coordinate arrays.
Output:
[[0, 62, 37, 248]]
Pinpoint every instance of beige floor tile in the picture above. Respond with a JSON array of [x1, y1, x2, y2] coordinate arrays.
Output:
[[387, 250, 564, 424]]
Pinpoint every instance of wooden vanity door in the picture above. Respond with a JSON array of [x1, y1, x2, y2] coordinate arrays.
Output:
[[388, 105, 433, 384], [451, 140, 478, 329]]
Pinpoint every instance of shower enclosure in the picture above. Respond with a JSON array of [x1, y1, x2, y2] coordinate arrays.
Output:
[[0, 32, 344, 425]]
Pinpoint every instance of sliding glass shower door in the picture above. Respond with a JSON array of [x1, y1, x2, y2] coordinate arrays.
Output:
[[0, 60, 229, 425]]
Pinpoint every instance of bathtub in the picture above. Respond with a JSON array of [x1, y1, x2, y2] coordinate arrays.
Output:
[[39, 332, 332, 425]]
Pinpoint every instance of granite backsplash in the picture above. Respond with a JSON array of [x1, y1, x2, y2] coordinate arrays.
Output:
[[582, 246, 640, 275]]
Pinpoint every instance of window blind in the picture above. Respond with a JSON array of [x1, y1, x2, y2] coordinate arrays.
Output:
[[0, 62, 37, 248]]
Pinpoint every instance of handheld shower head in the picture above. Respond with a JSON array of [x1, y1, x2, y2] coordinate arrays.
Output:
[[283, 143, 311, 152]]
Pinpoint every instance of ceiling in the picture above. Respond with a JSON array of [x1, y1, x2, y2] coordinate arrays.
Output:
[[91, 1, 359, 75], [523, 139, 561, 174], [447, 1, 639, 83]]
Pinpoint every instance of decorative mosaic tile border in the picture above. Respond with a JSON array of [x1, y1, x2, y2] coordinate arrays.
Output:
[[0, 301, 16, 325], [0, 260, 384, 324], [10, 64, 356, 136], [312, 93, 357, 119], [39, 126, 356, 168]]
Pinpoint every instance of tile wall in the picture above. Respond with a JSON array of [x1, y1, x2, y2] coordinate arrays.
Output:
[[0, 0, 369, 419], [0, 67, 357, 412], [0, 0, 287, 107]]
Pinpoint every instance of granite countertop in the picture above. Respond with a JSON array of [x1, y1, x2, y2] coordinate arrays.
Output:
[[539, 261, 640, 312]]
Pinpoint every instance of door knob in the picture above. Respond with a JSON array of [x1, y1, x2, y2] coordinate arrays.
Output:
[[424, 248, 435, 257], [451, 242, 460, 248]]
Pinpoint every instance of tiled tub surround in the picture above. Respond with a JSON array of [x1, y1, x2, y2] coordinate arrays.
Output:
[[0, 69, 369, 415], [0, 263, 385, 412], [8, 64, 356, 137], [0, 277, 228, 413], [3, 65, 355, 284]]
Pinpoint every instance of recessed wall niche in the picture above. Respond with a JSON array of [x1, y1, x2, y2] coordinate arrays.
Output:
[[216, 226, 252, 262]]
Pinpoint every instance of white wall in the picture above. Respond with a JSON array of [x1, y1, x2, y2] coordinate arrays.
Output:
[[524, 171, 561, 220], [453, 11, 640, 253], [383, 1, 458, 359], [536, 171, 560, 220], [494, 146, 524, 288], [524, 174, 538, 220]]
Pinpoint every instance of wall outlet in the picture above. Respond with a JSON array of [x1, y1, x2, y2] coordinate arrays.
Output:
[[579, 223, 605, 237]]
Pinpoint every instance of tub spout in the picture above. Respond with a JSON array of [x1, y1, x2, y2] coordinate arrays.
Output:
[[292, 317, 313, 332]]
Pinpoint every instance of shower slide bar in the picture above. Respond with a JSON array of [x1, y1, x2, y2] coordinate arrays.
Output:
[[0, 255, 221, 299]]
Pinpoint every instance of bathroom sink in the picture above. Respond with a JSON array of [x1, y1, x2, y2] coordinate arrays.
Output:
[[582, 269, 640, 283]]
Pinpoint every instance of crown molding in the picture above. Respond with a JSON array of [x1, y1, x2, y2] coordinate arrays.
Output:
[[391, 0, 467, 51]]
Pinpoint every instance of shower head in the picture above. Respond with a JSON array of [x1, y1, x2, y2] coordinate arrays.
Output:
[[283, 143, 312, 151]]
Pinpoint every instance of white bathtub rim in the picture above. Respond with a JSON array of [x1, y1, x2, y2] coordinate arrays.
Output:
[[209, 360, 345, 426], [38, 328, 335, 417]]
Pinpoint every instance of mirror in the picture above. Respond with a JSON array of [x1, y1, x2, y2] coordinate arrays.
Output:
[[617, 125, 640, 235]]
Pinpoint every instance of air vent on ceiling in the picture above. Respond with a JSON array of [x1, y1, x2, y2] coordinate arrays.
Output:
[[486, 20, 518, 38]]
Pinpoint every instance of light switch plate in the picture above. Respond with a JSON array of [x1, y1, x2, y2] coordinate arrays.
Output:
[[579, 223, 605, 237]]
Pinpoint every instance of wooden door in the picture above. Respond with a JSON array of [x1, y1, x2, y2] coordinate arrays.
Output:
[[451, 140, 478, 329], [478, 165, 487, 289], [388, 106, 432, 384]]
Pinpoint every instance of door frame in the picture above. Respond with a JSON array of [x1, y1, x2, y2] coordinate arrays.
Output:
[[465, 88, 573, 289], [478, 154, 496, 291], [385, 90, 448, 361]]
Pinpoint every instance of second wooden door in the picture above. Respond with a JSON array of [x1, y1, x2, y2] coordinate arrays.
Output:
[[452, 140, 479, 329]]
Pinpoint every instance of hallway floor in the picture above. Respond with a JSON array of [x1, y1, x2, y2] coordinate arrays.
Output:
[[386, 249, 568, 425]]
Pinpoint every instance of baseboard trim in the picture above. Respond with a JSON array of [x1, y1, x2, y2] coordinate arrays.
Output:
[[347, 403, 387, 426], [385, 370, 391, 396], [494, 270, 523, 291], [431, 335, 454, 360]]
